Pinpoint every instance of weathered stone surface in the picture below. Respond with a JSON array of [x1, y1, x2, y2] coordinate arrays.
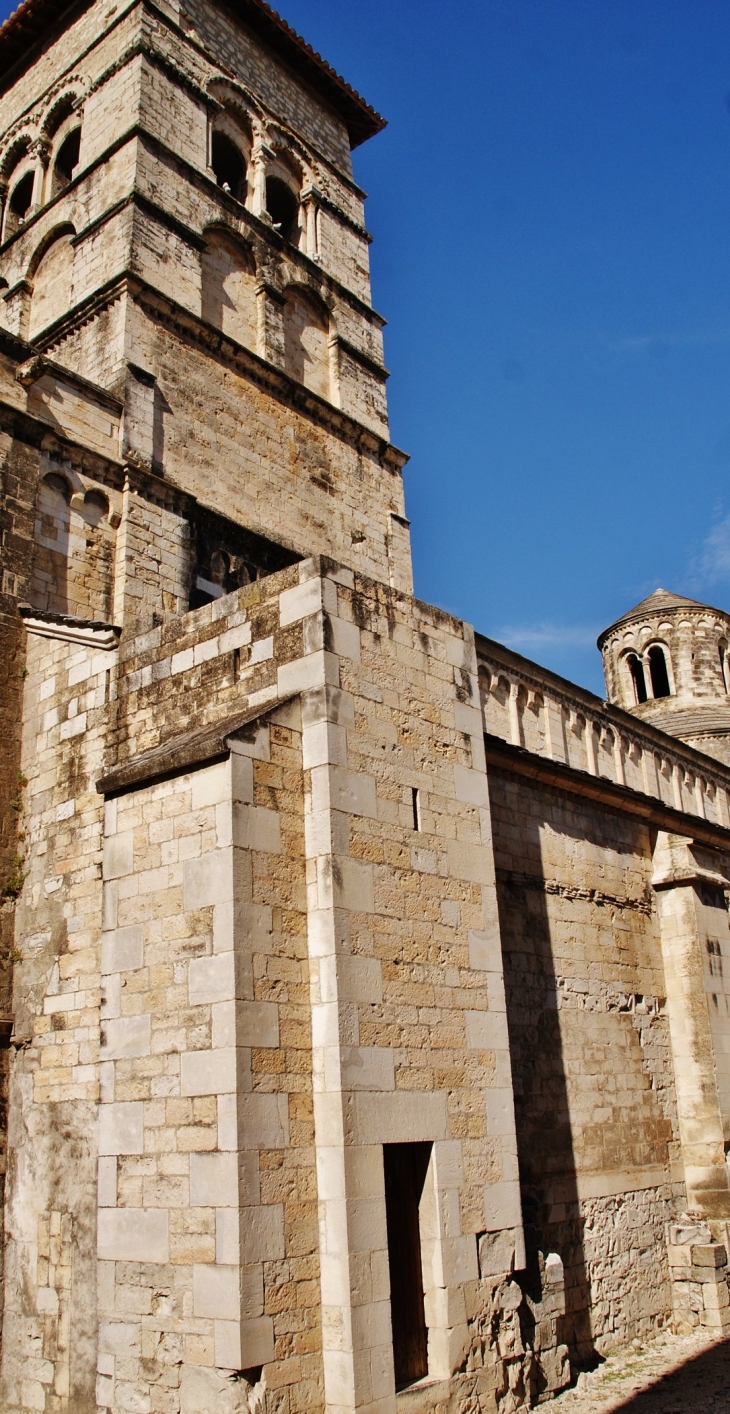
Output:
[[3, 4, 730, 1414]]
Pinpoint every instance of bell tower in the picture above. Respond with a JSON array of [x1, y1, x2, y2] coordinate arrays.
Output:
[[0, 0, 412, 610], [599, 587, 730, 765]]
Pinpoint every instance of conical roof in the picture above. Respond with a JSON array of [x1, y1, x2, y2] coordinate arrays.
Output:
[[597, 588, 725, 646]]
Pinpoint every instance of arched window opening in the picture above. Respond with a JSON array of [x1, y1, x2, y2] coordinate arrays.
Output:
[[52, 127, 80, 196], [2, 139, 30, 186], [720, 640, 729, 692], [266, 176, 298, 242], [6, 170, 34, 237], [627, 653, 647, 704], [211, 131, 246, 201], [45, 96, 77, 140], [648, 645, 671, 699]]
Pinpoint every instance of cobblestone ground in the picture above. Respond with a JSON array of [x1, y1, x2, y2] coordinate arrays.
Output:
[[550, 1330, 730, 1411]]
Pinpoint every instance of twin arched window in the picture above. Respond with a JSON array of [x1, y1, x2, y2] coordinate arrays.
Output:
[[209, 116, 302, 247], [2, 110, 81, 244], [626, 644, 672, 705]]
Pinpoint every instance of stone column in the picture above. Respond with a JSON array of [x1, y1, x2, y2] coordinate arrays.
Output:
[[652, 832, 730, 1219], [301, 187, 321, 260]]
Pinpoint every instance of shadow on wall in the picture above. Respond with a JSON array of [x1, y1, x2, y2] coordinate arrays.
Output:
[[489, 768, 677, 1370], [283, 286, 330, 399], [201, 229, 257, 351], [495, 849, 596, 1370]]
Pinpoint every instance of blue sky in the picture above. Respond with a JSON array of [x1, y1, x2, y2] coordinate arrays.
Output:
[[7, 0, 730, 691], [274, 0, 730, 693]]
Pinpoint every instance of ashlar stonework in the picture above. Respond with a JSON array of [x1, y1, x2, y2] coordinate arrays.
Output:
[[0, 4, 730, 1414]]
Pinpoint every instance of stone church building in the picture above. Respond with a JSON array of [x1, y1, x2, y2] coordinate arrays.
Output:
[[1, 1, 730, 1411]]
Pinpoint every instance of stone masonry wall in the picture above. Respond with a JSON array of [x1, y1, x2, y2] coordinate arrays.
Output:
[[2, 557, 526, 1414], [488, 768, 682, 1364]]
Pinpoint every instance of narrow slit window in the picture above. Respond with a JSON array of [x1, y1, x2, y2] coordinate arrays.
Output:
[[627, 653, 647, 704], [648, 645, 671, 699], [383, 1141, 431, 1390], [411, 787, 420, 831]]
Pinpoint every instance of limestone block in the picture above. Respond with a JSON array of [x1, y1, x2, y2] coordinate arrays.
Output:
[[468, 928, 503, 973], [237, 1094, 289, 1148], [328, 954, 383, 1005], [249, 636, 275, 666], [438, 1234, 479, 1285], [99, 1101, 144, 1155], [278, 649, 339, 696], [432, 1140, 465, 1190], [97, 1209, 169, 1263], [101, 1015, 151, 1060], [279, 576, 323, 625], [453, 764, 490, 808], [231, 802, 281, 853], [465, 1010, 509, 1051], [193, 1263, 264, 1320], [237, 1001, 279, 1048], [190, 1152, 239, 1207], [301, 684, 356, 730], [191, 760, 231, 809], [194, 637, 220, 666], [180, 1048, 237, 1096], [353, 1091, 449, 1145], [184, 849, 238, 909], [329, 614, 361, 662], [302, 719, 348, 769], [103, 831, 134, 879], [101, 925, 143, 974], [215, 1316, 274, 1371], [692, 1244, 727, 1266], [332, 856, 374, 913], [485, 1089, 517, 1139], [311, 764, 377, 819], [98, 1157, 117, 1207], [189, 953, 236, 1006], [305, 808, 348, 859], [453, 700, 484, 737], [483, 1180, 523, 1232], [478, 1228, 522, 1278], [212, 1001, 237, 1049], [338, 1046, 394, 1092], [239, 1205, 285, 1263], [100, 974, 121, 1019], [98, 1322, 141, 1357]]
